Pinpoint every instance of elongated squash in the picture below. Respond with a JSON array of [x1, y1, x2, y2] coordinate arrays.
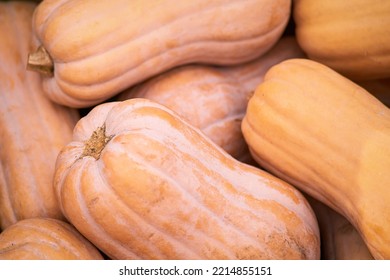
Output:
[[53, 98, 320, 260], [242, 58, 390, 259], [0, 1, 79, 230], [294, 0, 390, 80], [28, 0, 291, 107], [0, 218, 103, 260], [119, 37, 305, 163]]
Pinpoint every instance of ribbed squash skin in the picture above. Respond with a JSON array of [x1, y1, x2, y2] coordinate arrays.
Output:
[[30, 0, 291, 107], [242, 58, 390, 259], [0, 218, 103, 260], [53, 98, 320, 260], [119, 37, 305, 163], [294, 0, 390, 81], [0, 1, 79, 230], [307, 197, 373, 260]]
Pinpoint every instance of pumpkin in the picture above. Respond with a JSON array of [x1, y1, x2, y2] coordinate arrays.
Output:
[[28, 0, 291, 108], [119, 36, 305, 163], [53, 98, 320, 260], [0, 218, 103, 260], [293, 0, 390, 81], [0, 1, 79, 230], [241, 58, 390, 259], [306, 197, 373, 260]]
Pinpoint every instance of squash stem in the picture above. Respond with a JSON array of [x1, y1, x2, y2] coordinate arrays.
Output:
[[27, 45, 54, 76], [81, 124, 113, 160]]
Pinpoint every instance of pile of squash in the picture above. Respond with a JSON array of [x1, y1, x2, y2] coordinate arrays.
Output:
[[0, 0, 389, 260]]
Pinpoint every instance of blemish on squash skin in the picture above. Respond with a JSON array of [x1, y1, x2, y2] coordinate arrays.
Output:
[[165, 40, 178, 49], [235, 246, 263, 259], [88, 197, 100, 207], [261, 232, 310, 260], [0, 242, 29, 255], [246, 91, 255, 101]]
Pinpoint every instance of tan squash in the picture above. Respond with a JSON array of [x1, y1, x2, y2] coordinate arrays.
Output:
[[28, 0, 291, 108], [119, 37, 305, 163], [294, 0, 390, 80], [53, 98, 320, 260], [306, 197, 373, 260], [242, 58, 390, 259], [0, 218, 103, 260], [0, 1, 79, 230]]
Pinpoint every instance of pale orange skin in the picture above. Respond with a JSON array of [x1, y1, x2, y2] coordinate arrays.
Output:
[[119, 37, 305, 163], [0, 1, 79, 230], [54, 98, 320, 260], [242, 58, 390, 259], [0, 218, 103, 260], [31, 0, 291, 107], [294, 0, 390, 81]]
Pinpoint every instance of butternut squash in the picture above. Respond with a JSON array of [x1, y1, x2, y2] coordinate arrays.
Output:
[[53, 98, 320, 260], [242, 58, 390, 259], [294, 0, 390, 80], [119, 36, 305, 163], [0, 218, 103, 260], [0, 1, 79, 230], [28, 0, 291, 107]]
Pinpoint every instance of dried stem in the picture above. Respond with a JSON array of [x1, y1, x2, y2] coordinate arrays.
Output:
[[81, 125, 113, 160], [27, 45, 54, 76]]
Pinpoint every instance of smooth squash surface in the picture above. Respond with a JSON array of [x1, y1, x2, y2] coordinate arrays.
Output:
[[242, 58, 390, 259], [294, 0, 390, 80]]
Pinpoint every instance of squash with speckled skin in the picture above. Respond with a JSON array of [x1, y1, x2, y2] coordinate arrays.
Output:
[[53, 98, 320, 260]]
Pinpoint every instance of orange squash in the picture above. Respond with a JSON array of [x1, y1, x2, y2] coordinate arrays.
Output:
[[294, 0, 390, 81], [53, 98, 320, 260], [242, 58, 390, 259], [119, 36, 305, 163], [0, 1, 79, 230], [28, 0, 291, 107], [0, 218, 103, 260]]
